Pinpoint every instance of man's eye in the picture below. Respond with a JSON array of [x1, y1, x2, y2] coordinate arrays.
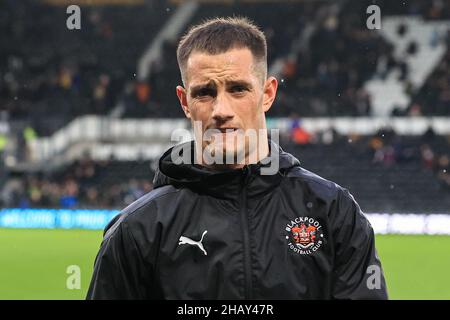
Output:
[[231, 86, 247, 93], [195, 88, 214, 97]]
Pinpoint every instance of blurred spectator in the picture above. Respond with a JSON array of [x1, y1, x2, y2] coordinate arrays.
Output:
[[420, 144, 435, 170], [135, 81, 151, 104], [290, 119, 313, 145], [22, 125, 37, 161], [435, 154, 450, 190], [408, 49, 450, 116]]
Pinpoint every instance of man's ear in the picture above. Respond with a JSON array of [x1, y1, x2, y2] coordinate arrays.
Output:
[[262, 76, 278, 113], [176, 85, 191, 119]]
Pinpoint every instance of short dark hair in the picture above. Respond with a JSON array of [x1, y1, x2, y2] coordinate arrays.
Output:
[[176, 16, 267, 85]]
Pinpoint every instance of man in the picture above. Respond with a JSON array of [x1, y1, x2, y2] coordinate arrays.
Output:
[[87, 17, 388, 299]]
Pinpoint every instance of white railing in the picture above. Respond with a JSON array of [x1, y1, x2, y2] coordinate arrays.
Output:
[[28, 116, 450, 163]]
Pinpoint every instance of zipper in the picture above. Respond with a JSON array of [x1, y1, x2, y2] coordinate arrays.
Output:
[[240, 166, 253, 299]]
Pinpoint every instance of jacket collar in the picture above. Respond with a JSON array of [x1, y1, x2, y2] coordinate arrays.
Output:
[[153, 139, 300, 200]]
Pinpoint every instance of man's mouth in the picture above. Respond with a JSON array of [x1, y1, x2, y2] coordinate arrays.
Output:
[[216, 127, 239, 133]]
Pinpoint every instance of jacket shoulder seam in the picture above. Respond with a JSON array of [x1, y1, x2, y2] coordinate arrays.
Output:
[[104, 186, 181, 240], [285, 167, 341, 192]]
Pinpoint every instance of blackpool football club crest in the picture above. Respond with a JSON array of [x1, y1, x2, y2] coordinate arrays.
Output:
[[285, 216, 324, 255]]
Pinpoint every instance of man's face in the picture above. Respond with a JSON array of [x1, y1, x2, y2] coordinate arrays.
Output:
[[176, 47, 277, 166]]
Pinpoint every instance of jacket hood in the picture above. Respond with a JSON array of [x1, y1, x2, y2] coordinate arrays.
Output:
[[152, 140, 300, 200]]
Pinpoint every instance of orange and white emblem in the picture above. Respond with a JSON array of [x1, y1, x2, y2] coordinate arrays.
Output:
[[286, 217, 324, 255]]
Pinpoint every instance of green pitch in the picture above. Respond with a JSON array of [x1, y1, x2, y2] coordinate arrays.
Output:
[[0, 228, 449, 300]]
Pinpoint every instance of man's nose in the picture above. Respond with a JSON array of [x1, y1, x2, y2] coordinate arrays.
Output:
[[211, 94, 234, 123]]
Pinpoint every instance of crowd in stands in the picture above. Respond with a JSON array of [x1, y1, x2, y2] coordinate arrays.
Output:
[[271, 2, 386, 117], [0, 0, 173, 135], [419, 128, 450, 191], [2, 0, 450, 136], [368, 127, 450, 192], [283, 125, 450, 212], [378, 0, 450, 20], [2, 126, 449, 211], [406, 40, 450, 116], [2, 157, 154, 209]]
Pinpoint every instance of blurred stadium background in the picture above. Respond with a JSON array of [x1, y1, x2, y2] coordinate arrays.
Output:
[[1, 0, 450, 299]]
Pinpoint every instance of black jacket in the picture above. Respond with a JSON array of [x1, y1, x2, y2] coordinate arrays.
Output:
[[87, 140, 388, 299]]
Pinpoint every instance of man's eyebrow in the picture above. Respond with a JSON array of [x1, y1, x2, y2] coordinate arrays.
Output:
[[226, 80, 253, 88], [189, 79, 253, 95], [189, 81, 216, 93]]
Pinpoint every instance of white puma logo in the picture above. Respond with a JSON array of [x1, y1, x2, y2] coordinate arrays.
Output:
[[178, 230, 208, 256]]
